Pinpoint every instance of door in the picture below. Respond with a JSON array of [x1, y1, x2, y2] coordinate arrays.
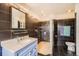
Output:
[[53, 19, 76, 56]]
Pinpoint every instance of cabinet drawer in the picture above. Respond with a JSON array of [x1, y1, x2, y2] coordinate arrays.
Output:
[[16, 41, 37, 56]]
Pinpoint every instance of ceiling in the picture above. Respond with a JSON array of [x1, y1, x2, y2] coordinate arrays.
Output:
[[19, 3, 75, 22], [27, 3, 75, 14]]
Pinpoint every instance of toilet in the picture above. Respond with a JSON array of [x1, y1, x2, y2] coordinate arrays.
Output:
[[65, 42, 75, 52]]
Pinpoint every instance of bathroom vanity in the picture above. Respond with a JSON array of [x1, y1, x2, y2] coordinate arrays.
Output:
[[1, 37, 37, 56]]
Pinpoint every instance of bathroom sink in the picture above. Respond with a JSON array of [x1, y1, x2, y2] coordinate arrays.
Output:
[[65, 42, 75, 46], [1, 37, 37, 52]]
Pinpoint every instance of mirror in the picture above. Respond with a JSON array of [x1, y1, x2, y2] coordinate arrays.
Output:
[[11, 7, 26, 29]]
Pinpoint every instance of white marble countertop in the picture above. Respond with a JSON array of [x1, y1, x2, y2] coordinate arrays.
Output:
[[1, 37, 37, 53]]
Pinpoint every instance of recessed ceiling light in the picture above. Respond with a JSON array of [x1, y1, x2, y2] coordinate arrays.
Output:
[[67, 9, 74, 13]]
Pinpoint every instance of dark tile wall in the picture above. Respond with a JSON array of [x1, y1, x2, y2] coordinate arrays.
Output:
[[0, 4, 11, 30], [0, 3, 28, 40]]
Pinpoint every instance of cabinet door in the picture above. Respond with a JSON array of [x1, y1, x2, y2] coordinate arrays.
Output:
[[0, 47, 2, 56], [16, 45, 31, 56], [30, 45, 37, 56]]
